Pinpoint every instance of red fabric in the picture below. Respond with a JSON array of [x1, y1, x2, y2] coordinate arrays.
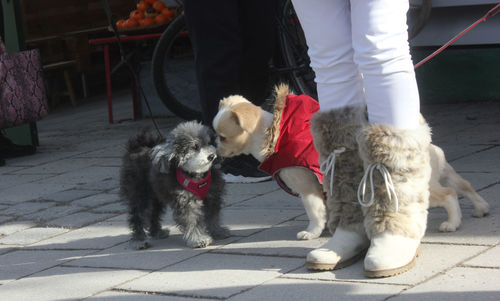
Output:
[[176, 169, 211, 200], [259, 94, 322, 196]]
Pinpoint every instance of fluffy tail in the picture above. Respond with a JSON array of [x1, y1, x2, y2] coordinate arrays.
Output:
[[126, 129, 165, 157]]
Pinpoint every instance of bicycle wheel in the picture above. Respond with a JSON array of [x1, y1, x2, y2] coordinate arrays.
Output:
[[278, 0, 317, 99], [408, 0, 432, 40], [152, 15, 202, 121]]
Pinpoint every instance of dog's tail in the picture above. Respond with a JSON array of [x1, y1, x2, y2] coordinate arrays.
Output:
[[126, 129, 165, 158]]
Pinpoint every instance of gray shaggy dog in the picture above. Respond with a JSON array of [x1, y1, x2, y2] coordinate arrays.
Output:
[[120, 121, 229, 249]]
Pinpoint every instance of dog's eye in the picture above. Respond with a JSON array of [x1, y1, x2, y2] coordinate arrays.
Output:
[[219, 136, 226, 142]]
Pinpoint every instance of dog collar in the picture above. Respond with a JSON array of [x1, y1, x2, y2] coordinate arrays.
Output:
[[176, 168, 211, 200]]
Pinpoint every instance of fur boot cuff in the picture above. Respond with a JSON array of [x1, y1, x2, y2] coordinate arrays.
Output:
[[357, 121, 432, 240], [310, 106, 367, 234]]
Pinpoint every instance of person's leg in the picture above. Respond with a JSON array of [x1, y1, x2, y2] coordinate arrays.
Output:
[[291, 0, 364, 111], [238, 0, 277, 106], [184, 0, 241, 125], [351, 0, 431, 277], [292, 0, 368, 270], [351, 0, 420, 129]]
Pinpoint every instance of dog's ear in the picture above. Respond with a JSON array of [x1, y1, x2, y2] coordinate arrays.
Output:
[[150, 142, 177, 173], [231, 102, 261, 133]]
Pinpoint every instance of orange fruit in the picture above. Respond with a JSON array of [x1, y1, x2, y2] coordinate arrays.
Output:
[[152, 1, 166, 12], [154, 14, 168, 24], [161, 8, 175, 20], [130, 9, 145, 20], [116, 19, 127, 29], [139, 17, 156, 27], [124, 18, 139, 28], [136, 1, 149, 12]]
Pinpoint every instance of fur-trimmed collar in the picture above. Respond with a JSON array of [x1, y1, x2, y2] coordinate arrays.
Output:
[[261, 83, 293, 158]]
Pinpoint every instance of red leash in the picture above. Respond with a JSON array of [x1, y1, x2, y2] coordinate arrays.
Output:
[[414, 3, 500, 69]]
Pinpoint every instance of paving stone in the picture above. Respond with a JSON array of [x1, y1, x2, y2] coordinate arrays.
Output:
[[46, 212, 116, 228], [282, 243, 486, 286], [0, 221, 36, 236], [65, 239, 207, 270], [391, 267, 500, 301], [232, 189, 304, 209], [89, 290, 214, 301], [1, 201, 56, 217], [216, 221, 327, 257], [228, 277, 407, 301], [74, 177, 120, 191], [451, 147, 500, 173], [224, 182, 279, 206], [34, 166, 120, 186], [220, 208, 305, 237], [424, 212, 500, 245], [0, 245, 16, 255], [0, 227, 69, 245], [118, 253, 304, 299], [5, 151, 81, 168], [452, 171, 500, 192], [0, 266, 146, 301], [0, 183, 77, 204], [0, 215, 13, 224], [72, 193, 120, 208], [9, 157, 102, 175], [92, 202, 126, 214], [36, 188, 100, 203], [0, 165, 25, 174], [22, 204, 83, 223], [0, 249, 92, 285], [28, 219, 130, 250], [0, 174, 50, 190], [462, 245, 500, 268]]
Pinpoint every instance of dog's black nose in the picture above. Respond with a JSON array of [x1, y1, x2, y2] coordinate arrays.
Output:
[[208, 154, 216, 162]]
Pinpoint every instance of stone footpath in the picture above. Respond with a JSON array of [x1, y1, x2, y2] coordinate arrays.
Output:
[[0, 91, 499, 300]]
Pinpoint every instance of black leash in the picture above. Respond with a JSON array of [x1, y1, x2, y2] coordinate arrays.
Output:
[[100, 0, 164, 139]]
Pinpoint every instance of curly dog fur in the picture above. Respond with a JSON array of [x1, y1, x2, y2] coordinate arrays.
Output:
[[120, 121, 229, 249]]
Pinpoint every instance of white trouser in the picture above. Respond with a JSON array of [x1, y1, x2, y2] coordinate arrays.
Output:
[[292, 0, 420, 129]]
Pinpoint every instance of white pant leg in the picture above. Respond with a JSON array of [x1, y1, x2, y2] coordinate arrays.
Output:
[[351, 0, 420, 129], [291, 0, 364, 112]]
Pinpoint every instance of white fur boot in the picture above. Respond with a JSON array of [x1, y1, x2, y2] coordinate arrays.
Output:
[[307, 106, 368, 270], [357, 121, 432, 278], [363, 232, 420, 277], [306, 226, 369, 270]]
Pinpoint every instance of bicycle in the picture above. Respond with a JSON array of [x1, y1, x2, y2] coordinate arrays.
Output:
[[151, 0, 431, 121], [151, 0, 315, 121]]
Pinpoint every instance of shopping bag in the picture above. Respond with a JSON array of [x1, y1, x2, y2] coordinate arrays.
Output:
[[0, 36, 48, 129]]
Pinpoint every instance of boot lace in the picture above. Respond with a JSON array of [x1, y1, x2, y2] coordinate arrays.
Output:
[[320, 147, 345, 196], [357, 163, 399, 212]]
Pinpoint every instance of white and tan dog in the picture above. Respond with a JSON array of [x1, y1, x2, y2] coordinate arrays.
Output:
[[213, 85, 489, 239], [428, 143, 489, 231], [213, 85, 327, 240]]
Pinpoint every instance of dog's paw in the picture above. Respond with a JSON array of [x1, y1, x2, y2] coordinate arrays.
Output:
[[129, 239, 151, 250], [186, 235, 213, 248], [439, 221, 458, 232], [296, 230, 322, 240], [473, 203, 490, 218], [211, 226, 230, 240]]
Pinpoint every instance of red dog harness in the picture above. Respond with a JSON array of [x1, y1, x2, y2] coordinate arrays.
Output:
[[176, 168, 211, 200], [259, 94, 323, 196]]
